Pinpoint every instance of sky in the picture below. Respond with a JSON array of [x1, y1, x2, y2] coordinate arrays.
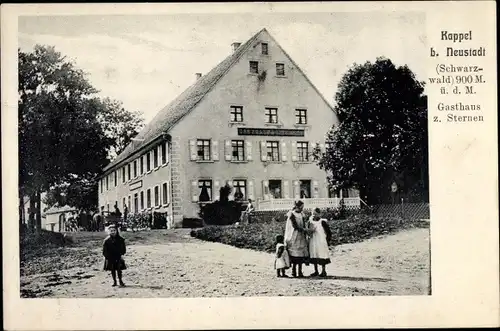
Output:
[[19, 12, 426, 123]]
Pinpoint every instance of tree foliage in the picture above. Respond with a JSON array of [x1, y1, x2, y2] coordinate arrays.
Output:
[[316, 57, 428, 204], [19, 45, 144, 225]]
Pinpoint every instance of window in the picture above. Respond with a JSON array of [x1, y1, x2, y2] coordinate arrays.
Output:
[[266, 141, 280, 161], [197, 139, 211, 161], [269, 180, 282, 199], [153, 148, 159, 168], [122, 197, 126, 210], [249, 61, 259, 74], [162, 182, 169, 205], [146, 189, 152, 208], [154, 186, 160, 207], [134, 193, 139, 213], [127, 164, 131, 181], [233, 180, 247, 201], [231, 140, 245, 161], [122, 167, 125, 183], [140, 191, 144, 210], [265, 107, 278, 123], [146, 152, 151, 172], [295, 109, 307, 124], [300, 180, 311, 199], [276, 63, 285, 76], [107, 203, 110, 212], [140, 156, 144, 175], [133, 160, 137, 178], [106, 176, 109, 190], [198, 180, 213, 202], [230, 106, 243, 122], [161, 143, 167, 165], [297, 142, 309, 162], [114, 171, 117, 187], [128, 196, 131, 211], [261, 43, 268, 55]]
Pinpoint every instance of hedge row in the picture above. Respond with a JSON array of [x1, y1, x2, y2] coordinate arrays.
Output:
[[190, 214, 429, 253]]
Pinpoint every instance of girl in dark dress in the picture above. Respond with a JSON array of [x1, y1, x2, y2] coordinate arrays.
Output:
[[103, 224, 126, 287]]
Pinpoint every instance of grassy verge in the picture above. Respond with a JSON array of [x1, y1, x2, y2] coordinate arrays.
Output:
[[190, 215, 429, 253]]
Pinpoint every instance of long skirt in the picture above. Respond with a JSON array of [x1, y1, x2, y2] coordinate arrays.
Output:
[[103, 257, 127, 271]]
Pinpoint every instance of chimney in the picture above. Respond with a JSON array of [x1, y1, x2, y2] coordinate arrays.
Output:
[[231, 42, 242, 53], [195, 73, 202, 80]]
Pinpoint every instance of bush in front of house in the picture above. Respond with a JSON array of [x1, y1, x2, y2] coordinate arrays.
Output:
[[190, 214, 429, 253], [126, 211, 168, 230], [200, 183, 243, 225]]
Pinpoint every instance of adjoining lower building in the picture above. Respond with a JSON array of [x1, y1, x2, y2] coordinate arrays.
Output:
[[98, 28, 360, 227]]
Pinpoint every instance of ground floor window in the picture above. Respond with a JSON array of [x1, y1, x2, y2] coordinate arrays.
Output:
[[232, 179, 247, 201], [147, 189, 151, 208], [300, 180, 311, 198], [198, 180, 213, 202], [154, 186, 160, 207], [140, 191, 145, 210], [162, 182, 169, 205], [269, 180, 282, 199], [134, 193, 139, 213]]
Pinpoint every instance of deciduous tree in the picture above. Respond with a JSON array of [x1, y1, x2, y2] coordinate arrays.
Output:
[[315, 57, 428, 205]]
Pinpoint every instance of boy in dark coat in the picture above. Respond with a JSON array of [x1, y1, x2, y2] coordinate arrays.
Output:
[[103, 224, 126, 287]]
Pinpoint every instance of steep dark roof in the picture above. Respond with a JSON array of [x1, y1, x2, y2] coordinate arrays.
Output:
[[103, 28, 266, 172]]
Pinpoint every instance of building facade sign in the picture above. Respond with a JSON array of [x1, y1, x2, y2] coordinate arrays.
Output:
[[237, 128, 305, 137], [129, 180, 143, 191]]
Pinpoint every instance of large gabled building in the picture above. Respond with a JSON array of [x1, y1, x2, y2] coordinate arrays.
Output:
[[98, 28, 360, 227]]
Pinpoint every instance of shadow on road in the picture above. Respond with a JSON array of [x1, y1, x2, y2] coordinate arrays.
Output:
[[121, 284, 164, 290], [306, 275, 392, 282]]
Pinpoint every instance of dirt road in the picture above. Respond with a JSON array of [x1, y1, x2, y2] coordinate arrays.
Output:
[[21, 228, 429, 298]]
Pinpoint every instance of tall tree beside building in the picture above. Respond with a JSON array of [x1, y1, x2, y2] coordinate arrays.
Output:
[[18, 45, 144, 229], [316, 57, 428, 205]]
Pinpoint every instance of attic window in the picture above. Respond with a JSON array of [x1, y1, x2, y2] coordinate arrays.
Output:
[[261, 43, 268, 55], [276, 63, 285, 77], [249, 61, 259, 74]]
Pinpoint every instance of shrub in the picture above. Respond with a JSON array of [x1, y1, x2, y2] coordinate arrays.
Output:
[[183, 217, 204, 228]]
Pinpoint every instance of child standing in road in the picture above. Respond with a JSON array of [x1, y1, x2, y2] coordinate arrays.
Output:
[[274, 234, 290, 277], [103, 224, 127, 287]]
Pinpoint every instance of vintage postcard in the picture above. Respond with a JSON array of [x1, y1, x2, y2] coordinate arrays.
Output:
[[2, 1, 498, 329]]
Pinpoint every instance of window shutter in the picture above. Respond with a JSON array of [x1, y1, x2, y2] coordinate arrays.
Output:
[[224, 140, 232, 161], [189, 140, 197, 161], [309, 142, 315, 161], [260, 141, 267, 161], [312, 180, 320, 198], [246, 141, 253, 161], [281, 141, 288, 162], [226, 180, 234, 200], [283, 180, 290, 199], [262, 180, 269, 200], [291, 141, 297, 161], [248, 180, 255, 200], [212, 140, 219, 161], [293, 180, 300, 199], [191, 180, 199, 202], [214, 180, 221, 201]]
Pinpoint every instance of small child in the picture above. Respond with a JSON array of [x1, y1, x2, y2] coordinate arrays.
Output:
[[103, 224, 127, 287], [274, 234, 290, 277], [308, 208, 333, 277]]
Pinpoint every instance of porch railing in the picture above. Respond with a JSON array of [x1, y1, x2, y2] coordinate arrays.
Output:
[[256, 197, 361, 211]]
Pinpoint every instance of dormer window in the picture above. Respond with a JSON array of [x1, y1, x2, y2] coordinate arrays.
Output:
[[249, 61, 259, 74], [261, 43, 268, 55]]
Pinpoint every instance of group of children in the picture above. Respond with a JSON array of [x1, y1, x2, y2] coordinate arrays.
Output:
[[275, 206, 333, 278]]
